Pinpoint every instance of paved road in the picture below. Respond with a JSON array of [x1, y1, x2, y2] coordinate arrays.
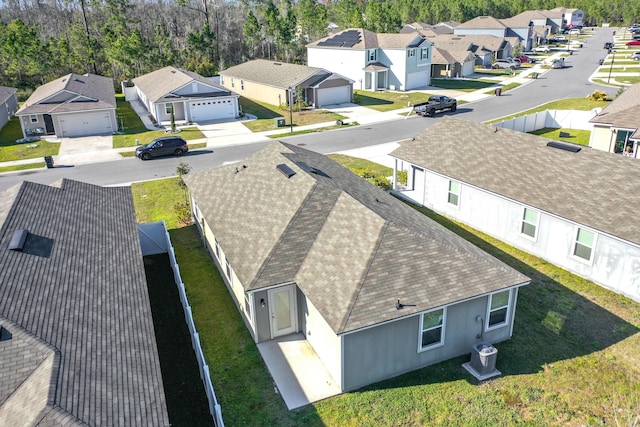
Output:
[[0, 27, 617, 191]]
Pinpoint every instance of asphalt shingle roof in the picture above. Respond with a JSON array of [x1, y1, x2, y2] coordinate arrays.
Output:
[[590, 84, 640, 138], [16, 74, 115, 116], [221, 60, 327, 89], [391, 116, 640, 246], [308, 28, 428, 50], [185, 142, 528, 334], [457, 16, 506, 30], [0, 86, 17, 105], [0, 180, 169, 426], [132, 66, 231, 103]]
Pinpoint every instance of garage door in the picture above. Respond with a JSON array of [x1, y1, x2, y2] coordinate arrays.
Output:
[[59, 111, 113, 137], [316, 86, 351, 107], [462, 61, 475, 77], [189, 99, 235, 122], [405, 71, 429, 90]]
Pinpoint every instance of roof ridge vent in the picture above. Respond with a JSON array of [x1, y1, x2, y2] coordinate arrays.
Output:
[[276, 163, 296, 178], [546, 141, 581, 153], [8, 229, 28, 251]]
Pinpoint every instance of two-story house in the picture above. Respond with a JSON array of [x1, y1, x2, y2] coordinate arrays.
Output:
[[307, 29, 432, 91]]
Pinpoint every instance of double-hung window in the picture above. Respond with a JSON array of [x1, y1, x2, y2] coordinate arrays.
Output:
[[214, 238, 221, 259], [419, 308, 446, 351], [231, 78, 235, 88], [225, 259, 232, 279], [448, 180, 460, 206], [487, 290, 511, 329], [521, 208, 539, 239], [573, 228, 595, 262], [408, 49, 416, 57], [165, 103, 173, 115], [241, 80, 245, 91], [368, 49, 377, 62], [30, 115, 38, 123], [421, 47, 429, 60]]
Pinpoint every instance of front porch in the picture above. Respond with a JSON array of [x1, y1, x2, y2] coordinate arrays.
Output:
[[256, 333, 342, 410]]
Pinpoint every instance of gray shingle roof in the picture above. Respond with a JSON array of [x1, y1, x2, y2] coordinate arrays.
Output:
[[0, 180, 169, 426], [221, 60, 327, 89], [16, 74, 116, 116], [391, 116, 640, 246], [132, 66, 231, 103], [0, 86, 17, 105], [590, 84, 640, 137], [308, 28, 428, 50], [184, 142, 528, 334], [428, 34, 508, 53], [457, 16, 507, 30]]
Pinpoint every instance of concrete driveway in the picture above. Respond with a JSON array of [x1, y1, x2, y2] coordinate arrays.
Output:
[[325, 103, 408, 125], [55, 135, 121, 165], [197, 117, 270, 147]]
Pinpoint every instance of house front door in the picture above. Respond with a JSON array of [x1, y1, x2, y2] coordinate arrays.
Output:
[[268, 285, 297, 338], [43, 114, 54, 134]]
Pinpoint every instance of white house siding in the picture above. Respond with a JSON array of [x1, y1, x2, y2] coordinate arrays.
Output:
[[341, 293, 516, 391], [300, 297, 343, 390], [401, 167, 640, 303], [308, 48, 368, 90], [382, 49, 407, 90], [589, 125, 615, 152]]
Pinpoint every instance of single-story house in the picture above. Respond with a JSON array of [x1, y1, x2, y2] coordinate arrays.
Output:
[[219, 60, 353, 108], [132, 66, 239, 124], [0, 179, 169, 425], [0, 86, 18, 130], [184, 142, 529, 395], [426, 34, 512, 67], [431, 47, 477, 78], [15, 73, 117, 138], [391, 116, 640, 304], [589, 83, 640, 158], [307, 28, 433, 91]]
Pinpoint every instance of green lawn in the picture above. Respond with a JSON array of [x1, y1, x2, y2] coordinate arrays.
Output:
[[132, 177, 190, 230], [131, 157, 640, 427], [529, 127, 591, 146], [353, 90, 433, 112], [430, 78, 497, 92], [239, 97, 346, 132], [0, 161, 45, 173], [113, 96, 205, 148], [483, 82, 521, 95], [0, 116, 61, 162], [487, 98, 610, 124]]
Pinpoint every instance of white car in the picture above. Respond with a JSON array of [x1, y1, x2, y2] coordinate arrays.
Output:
[[550, 58, 565, 69], [533, 45, 551, 53], [568, 29, 581, 35], [492, 59, 517, 69]]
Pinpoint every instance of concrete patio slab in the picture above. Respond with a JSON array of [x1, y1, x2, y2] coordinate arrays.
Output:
[[257, 333, 341, 410]]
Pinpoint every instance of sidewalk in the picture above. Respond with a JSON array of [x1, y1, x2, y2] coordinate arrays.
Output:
[[0, 63, 551, 171]]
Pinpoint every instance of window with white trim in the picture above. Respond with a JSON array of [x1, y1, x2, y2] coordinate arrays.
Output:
[[244, 291, 251, 316], [487, 290, 510, 328], [214, 239, 220, 259], [220, 75, 225, 85], [165, 103, 173, 115], [225, 259, 232, 279], [419, 308, 445, 350], [368, 49, 377, 62], [408, 49, 416, 57], [421, 47, 429, 60], [231, 78, 235, 88], [447, 180, 460, 206], [573, 228, 595, 261], [30, 115, 38, 123], [521, 208, 539, 239], [240, 80, 245, 90]]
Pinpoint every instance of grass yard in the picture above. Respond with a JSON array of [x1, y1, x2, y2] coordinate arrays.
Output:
[[131, 155, 640, 427], [0, 161, 45, 173], [529, 127, 591, 146], [113, 96, 205, 148], [353, 90, 433, 112], [430, 78, 497, 92], [483, 82, 521, 95], [239, 97, 346, 132], [0, 116, 61, 161], [487, 98, 610, 124], [268, 122, 358, 138]]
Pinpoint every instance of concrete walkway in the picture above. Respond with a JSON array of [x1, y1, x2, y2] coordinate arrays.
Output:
[[0, 62, 555, 171]]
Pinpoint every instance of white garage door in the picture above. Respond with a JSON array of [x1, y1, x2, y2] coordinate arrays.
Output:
[[59, 111, 113, 137], [405, 72, 429, 90], [316, 86, 351, 107], [189, 99, 235, 122], [462, 61, 475, 77]]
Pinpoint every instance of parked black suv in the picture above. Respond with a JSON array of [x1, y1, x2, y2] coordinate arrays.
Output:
[[136, 136, 188, 160]]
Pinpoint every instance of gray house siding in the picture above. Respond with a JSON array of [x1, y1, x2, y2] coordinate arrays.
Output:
[[341, 291, 517, 391], [1, 91, 18, 129]]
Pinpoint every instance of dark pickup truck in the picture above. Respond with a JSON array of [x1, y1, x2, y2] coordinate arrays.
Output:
[[413, 95, 457, 117]]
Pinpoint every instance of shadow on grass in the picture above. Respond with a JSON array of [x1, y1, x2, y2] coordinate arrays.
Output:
[[240, 97, 282, 119], [143, 253, 212, 427], [353, 93, 394, 107], [430, 79, 496, 91], [363, 201, 639, 390]]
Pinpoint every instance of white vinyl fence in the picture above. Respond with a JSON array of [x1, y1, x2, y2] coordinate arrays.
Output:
[[494, 109, 600, 133], [139, 221, 224, 427]]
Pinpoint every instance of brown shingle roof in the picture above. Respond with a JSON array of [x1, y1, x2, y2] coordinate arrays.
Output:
[[391, 116, 640, 245], [185, 142, 528, 334], [308, 28, 428, 50], [0, 86, 17, 105], [457, 16, 506, 30], [221, 60, 326, 89], [590, 84, 640, 138], [16, 74, 115, 116]]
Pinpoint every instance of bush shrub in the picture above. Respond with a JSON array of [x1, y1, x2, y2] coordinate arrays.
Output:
[[397, 171, 407, 185], [587, 90, 608, 101]]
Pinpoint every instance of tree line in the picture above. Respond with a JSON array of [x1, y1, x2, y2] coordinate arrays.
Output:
[[0, 0, 637, 95]]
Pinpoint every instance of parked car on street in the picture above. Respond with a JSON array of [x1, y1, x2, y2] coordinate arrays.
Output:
[[631, 51, 640, 60], [568, 29, 581, 35], [135, 136, 189, 160], [550, 58, 565, 69], [626, 40, 640, 46], [604, 42, 614, 49], [533, 45, 551, 53], [412, 95, 457, 117]]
